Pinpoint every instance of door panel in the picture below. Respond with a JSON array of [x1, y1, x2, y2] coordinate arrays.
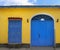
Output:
[[31, 20, 54, 46], [39, 20, 54, 46], [31, 20, 40, 46], [8, 19, 22, 44]]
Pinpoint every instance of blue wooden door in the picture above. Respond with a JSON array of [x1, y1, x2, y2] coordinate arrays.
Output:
[[31, 20, 54, 46], [8, 19, 22, 44]]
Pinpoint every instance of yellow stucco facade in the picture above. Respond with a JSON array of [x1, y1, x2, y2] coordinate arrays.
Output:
[[0, 7, 60, 44]]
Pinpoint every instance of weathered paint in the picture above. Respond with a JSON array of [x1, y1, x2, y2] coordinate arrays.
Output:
[[0, 8, 60, 44]]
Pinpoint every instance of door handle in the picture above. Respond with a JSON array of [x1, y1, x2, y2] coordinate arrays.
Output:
[[38, 34, 40, 38]]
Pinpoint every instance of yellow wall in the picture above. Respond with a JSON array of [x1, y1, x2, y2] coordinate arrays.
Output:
[[0, 8, 60, 44]]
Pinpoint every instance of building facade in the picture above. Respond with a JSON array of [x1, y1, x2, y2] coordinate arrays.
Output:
[[0, 6, 60, 47]]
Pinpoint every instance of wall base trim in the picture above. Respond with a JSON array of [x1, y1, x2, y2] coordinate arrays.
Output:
[[0, 44, 30, 48], [56, 43, 60, 47]]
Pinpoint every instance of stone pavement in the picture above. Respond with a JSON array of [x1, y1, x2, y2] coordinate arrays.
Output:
[[0, 47, 59, 50]]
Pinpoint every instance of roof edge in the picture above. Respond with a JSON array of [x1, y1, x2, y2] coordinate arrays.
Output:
[[0, 5, 60, 8]]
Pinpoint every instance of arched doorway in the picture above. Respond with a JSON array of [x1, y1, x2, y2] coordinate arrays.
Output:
[[31, 14, 54, 47]]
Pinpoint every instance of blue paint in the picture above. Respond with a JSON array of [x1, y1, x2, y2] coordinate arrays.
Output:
[[8, 20, 22, 44], [31, 20, 54, 46]]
